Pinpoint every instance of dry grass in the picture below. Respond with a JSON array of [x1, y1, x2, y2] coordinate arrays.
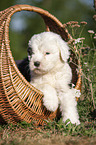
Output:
[[0, 126, 96, 145]]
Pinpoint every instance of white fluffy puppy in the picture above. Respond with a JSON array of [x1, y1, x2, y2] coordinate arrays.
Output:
[[28, 32, 80, 125]]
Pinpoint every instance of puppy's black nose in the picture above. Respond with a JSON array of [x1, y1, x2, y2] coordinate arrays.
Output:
[[34, 61, 40, 67]]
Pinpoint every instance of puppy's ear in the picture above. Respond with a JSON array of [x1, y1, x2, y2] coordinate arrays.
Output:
[[57, 37, 70, 62]]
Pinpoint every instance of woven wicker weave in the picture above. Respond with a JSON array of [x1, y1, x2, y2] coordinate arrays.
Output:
[[0, 4, 81, 125]]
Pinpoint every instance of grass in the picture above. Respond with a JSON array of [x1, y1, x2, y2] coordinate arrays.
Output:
[[0, 21, 96, 145], [0, 120, 96, 145]]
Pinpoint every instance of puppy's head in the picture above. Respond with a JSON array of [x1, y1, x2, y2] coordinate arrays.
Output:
[[28, 32, 70, 74]]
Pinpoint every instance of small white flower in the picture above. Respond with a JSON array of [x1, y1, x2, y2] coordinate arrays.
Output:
[[84, 62, 88, 66], [74, 38, 85, 44], [74, 38, 82, 44], [84, 62, 87, 65], [74, 89, 81, 98]]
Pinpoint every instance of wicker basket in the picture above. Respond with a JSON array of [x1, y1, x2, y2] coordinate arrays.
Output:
[[0, 4, 81, 125]]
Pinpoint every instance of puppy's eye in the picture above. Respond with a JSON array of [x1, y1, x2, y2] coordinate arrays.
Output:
[[45, 52, 50, 55], [27, 47, 33, 55]]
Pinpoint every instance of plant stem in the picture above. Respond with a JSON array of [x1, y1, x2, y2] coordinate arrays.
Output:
[[88, 77, 96, 109], [79, 26, 85, 38]]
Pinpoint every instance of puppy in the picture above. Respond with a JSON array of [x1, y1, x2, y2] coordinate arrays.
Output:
[[28, 32, 80, 125]]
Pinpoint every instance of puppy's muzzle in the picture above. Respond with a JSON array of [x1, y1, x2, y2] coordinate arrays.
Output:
[[34, 61, 40, 67]]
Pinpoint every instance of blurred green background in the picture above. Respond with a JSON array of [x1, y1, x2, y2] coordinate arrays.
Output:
[[0, 0, 95, 60]]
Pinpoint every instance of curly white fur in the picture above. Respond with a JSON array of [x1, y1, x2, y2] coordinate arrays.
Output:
[[28, 32, 80, 125]]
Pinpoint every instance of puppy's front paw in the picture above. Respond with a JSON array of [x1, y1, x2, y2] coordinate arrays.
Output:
[[63, 117, 80, 125], [43, 93, 59, 112], [40, 84, 59, 112]]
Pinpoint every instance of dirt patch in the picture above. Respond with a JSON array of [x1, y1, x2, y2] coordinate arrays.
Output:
[[0, 127, 96, 145]]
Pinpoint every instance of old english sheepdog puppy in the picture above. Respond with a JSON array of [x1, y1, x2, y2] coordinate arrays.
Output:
[[23, 32, 80, 125]]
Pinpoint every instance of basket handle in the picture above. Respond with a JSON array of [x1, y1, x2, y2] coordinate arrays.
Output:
[[0, 4, 81, 91], [1, 4, 71, 41]]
